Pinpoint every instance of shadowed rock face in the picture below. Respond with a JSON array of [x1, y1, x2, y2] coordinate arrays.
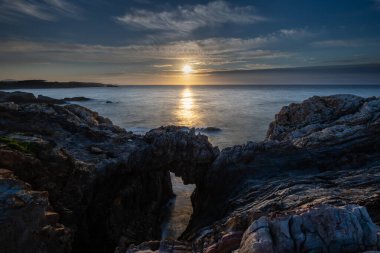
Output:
[[0, 169, 72, 253], [2, 92, 380, 253], [176, 95, 380, 253], [0, 92, 217, 253], [145, 126, 219, 185]]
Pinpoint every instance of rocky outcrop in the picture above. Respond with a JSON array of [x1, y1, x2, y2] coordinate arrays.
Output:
[[0, 92, 217, 253], [2, 92, 380, 253], [239, 205, 380, 253], [145, 126, 219, 185], [180, 95, 380, 252], [0, 169, 72, 253], [125, 240, 192, 253]]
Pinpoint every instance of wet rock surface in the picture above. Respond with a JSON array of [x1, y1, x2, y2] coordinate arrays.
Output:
[[1, 92, 380, 253], [0, 92, 216, 253]]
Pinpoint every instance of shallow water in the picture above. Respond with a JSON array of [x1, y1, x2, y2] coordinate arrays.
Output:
[[6, 84, 380, 238], [161, 173, 195, 239]]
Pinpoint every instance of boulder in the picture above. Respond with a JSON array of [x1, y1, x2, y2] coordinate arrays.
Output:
[[240, 205, 379, 253]]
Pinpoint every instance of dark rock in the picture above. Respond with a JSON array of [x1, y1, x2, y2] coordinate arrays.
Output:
[[0, 92, 217, 253], [0, 91, 37, 103], [124, 240, 191, 253], [89, 146, 104, 154], [38, 95, 65, 104], [106, 101, 113, 104], [2, 92, 380, 253], [63, 96, 92, 102], [0, 170, 72, 253], [196, 127, 222, 133], [144, 126, 219, 184], [0, 91, 66, 104], [178, 95, 380, 253]]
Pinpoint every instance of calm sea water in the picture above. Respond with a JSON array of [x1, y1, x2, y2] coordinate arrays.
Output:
[[9, 85, 380, 149], [8, 85, 380, 239]]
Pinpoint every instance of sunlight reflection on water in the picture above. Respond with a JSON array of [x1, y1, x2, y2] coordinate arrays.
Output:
[[176, 87, 202, 127]]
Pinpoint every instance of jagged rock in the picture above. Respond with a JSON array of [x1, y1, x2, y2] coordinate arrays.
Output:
[[266, 94, 379, 145], [0, 92, 217, 253], [123, 240, 192, 253], [2, 92, 380, 253], [0, 170, 72, 253], [239, 205, 379, 253], [180, 95, 380, 252], [145, 126, 219, 184]]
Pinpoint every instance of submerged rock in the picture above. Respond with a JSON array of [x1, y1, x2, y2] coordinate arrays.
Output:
[[63, 96, 92, 102], [38, 94, 65, 104]]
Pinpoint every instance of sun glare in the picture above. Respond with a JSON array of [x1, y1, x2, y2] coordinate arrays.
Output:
[[182, 64, 192, 74]]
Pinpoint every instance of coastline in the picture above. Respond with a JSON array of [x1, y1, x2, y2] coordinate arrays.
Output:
[[0, 80, 118, 89], [0, 91, 380, 253]]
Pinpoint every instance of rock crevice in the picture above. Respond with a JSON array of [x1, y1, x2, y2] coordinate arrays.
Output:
[[1, 92, 380, 253]]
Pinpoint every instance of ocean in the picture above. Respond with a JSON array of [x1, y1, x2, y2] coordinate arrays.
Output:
[[8, 84, 380, 239], [9, 85, 380, 149]]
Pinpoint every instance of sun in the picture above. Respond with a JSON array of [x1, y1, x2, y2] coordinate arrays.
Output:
[[182, 64, 192, 74]]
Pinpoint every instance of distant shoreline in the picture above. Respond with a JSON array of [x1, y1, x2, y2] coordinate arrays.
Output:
[[0, 80, 118, 89], [1, 80, 380, 89]]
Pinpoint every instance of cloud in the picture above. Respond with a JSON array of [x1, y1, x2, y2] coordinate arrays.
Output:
[[0, 37, 291, 73], [0, 0, 80, 21], [115, 1, 266, 34], [153, 64, 172, 68], [311, 39, 375, 48], [279, 29, 313, 38], [374, 0, 380, 9]]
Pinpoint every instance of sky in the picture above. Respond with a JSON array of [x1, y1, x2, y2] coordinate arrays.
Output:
[[0, 0, 380, 85]]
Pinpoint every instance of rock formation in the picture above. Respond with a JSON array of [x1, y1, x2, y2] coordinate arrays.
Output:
[[239, 205, 380, 253], [1, 91, 380, 253], [0, 91, 217, 253], [177, 94, 380, 252], [0, 169, 72, 253]]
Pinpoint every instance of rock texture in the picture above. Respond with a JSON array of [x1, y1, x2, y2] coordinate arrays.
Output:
[[178, 94, 380, 253], [0, 169, 72, 253], [0, 91, 217, 253], [1, 92, 380, 253], [239, 205, 379, 253]]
